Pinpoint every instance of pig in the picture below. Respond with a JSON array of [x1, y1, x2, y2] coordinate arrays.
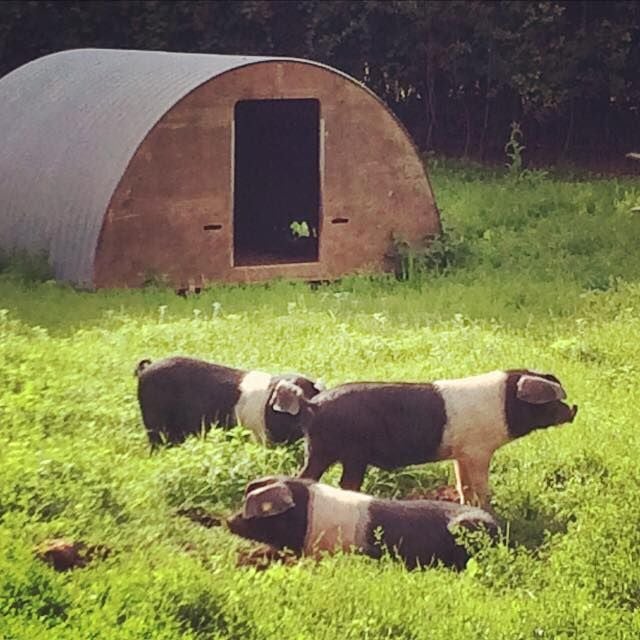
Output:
[[227, 476, 498, 570], [134, 356, 323, 450], [271, 369, 578, 507]]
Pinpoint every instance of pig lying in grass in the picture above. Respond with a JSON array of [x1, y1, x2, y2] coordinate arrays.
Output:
[[135, 356, 323, 449], [271, 369, 578, 507], [227, 476, 498, 570]]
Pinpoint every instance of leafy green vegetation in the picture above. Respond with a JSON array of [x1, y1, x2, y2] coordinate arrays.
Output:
[[3, 2, 640, 165], [0, 248, 53, 285], [2, 162, 640, 638]]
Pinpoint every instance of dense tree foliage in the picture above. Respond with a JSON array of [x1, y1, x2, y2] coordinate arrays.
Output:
[[1, 0, 638, 164]]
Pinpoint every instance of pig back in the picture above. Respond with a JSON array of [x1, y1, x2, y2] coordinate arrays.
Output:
[[311, 383, 447, 469]]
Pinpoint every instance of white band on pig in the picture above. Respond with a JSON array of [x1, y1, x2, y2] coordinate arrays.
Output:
[[235, 370, 273, 444], [243, 482, 295, 519], [516, 375, 566, 404], [304, 483, 371, 555], [435, 370, 510, 456]]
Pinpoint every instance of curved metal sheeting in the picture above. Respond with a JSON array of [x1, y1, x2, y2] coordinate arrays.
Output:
[[0, 48, 272, 286]]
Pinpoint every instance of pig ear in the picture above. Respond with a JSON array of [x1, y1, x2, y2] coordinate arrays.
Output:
[[243, 482, 295, 519], [243, 476, 281, 497], [272, 380, 303, 415], [517, 375, 567, 404]]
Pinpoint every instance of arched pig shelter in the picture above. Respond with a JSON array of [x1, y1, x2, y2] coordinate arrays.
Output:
[[0, 48, 440, 288]]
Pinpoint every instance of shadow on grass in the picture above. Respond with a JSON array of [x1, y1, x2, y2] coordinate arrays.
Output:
[[499, 498, 575, 552]]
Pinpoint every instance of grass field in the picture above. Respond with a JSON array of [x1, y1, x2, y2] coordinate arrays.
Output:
[[1, 160, 640, 638]]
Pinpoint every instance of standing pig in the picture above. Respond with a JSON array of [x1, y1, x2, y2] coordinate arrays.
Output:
[[227, 476, 498, 570], [135, 356, 323, 449], [271, 369, 578, 507]]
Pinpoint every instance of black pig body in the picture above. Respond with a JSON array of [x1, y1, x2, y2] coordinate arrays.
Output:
[[227, 476, 498, 570], [272, 369, 578, 506], [135, 356, 322, 449]]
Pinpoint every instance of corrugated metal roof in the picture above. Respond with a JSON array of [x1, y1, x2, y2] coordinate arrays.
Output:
[[0, 48, 334, 286]]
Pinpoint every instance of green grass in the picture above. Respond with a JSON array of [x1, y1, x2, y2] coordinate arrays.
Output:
[[1, 161, 640, 638]]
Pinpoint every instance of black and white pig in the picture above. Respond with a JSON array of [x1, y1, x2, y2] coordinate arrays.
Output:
[[271, 369, 578, 507], [134, 356, 323, 449], [227, 476, 498, 570]]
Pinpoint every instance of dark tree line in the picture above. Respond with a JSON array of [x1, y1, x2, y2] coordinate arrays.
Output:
[[1, 0, 639, 166]]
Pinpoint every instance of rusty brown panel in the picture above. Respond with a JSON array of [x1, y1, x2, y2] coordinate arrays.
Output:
[[94, 61, 439, 289], [95, 88, 234, 287]]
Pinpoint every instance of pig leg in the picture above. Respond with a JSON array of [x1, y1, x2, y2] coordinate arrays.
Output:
[[453, 459, 469, 505], [298, 443, 335, 481], [453, 454, 491, 508], [140, 404, 165, 452], [147, 431, 163, 454], [339, 460, 368, 492], [298, 457, 333, 481]]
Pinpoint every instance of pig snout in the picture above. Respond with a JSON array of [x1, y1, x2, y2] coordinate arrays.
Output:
[[570, 404, 578, 421]]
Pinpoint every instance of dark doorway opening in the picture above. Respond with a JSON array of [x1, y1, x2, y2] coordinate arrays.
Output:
[[233, 98, 320, 266]]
